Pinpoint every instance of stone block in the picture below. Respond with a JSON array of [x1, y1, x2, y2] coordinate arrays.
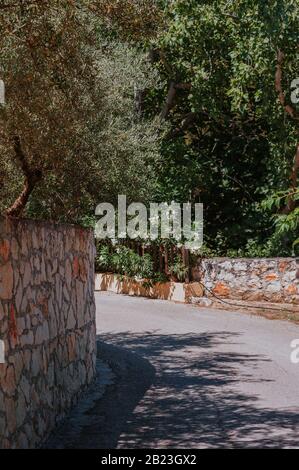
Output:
[[5, 397, 16, 434], [0, 239, 10, 263], [0, 262, 14, 300], [213, 281, 231, 297], [185, 282, 204, 298]]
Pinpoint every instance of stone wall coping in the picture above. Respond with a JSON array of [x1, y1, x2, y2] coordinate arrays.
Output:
[[0, 215, 93, 234], [198, 257, 297, 262]]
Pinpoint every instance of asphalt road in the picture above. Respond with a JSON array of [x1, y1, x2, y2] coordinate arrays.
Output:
[[96, 291, 299, 449]]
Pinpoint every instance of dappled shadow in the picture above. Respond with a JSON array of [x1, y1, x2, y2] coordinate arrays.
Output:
[[43, 340, 156, 449], [99, 331, 299, 449]]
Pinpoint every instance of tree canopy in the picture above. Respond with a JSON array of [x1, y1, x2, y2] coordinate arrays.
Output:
[[0, 0, 160, 222], [148, 0, 299, 255], [0, 0, 298, 255]]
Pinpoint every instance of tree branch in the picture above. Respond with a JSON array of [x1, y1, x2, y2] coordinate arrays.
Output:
[[157, 49, 174, 76], [275, 49, 298, 120], [159, 81, 177, 120], [166, 112, 197, 139], [160, 82, 192, 121], [275, 50, 299, 213]]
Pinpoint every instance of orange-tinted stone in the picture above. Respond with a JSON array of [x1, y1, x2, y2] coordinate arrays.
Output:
[[213, 282, 230, 297], [36, 295, 49, 317], [0, 239, 10, 263], [0, 261, 14, 300], [185, 282, 204, 298], [72, 256, 79, 278], [264, 273, 278, 281], [9, 304, 18, 347], [67, 334, 76, 362], [279, 261, 288, 273], [285, 284, 298, 295]]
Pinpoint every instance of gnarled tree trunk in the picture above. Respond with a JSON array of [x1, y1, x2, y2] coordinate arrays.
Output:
[[5, 136, 42, 218]]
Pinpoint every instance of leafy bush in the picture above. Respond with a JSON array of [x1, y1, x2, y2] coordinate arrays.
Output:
[[262, 188, 299, 256], [169, 255, 188, 282], [96, 244, 190, 282], [96, 245, 155, 280]]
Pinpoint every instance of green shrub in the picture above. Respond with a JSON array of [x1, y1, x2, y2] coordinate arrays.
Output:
[[96, 245, 155, 280]]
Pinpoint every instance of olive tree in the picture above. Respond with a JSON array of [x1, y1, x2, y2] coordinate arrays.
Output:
[[0, 0, 161, 222]]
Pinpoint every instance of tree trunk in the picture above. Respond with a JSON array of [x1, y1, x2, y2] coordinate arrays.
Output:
[[275, 50, 299, 213], [5, 136, 42, 218]]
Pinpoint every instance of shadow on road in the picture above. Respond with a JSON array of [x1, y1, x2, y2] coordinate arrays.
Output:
[[99, 330, 299, 449], [84, 339, 156, 449], [44, 339, 156, 449]]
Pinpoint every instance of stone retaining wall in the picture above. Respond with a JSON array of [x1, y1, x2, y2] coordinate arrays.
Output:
[[0, 216, 96, 449], [193, 258, 299, 304], [96, 273, 204, 302]]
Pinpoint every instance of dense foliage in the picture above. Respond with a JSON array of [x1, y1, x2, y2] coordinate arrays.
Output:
[[96, 244, 187, 281], [96, 245, 155, 280], [149, 0, 299, 256], [0, 0, 160, 222], [0, 0, 298, 257]]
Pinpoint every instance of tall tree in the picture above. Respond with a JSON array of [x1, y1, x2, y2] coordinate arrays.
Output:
[[150, 0, 299, 254], [0, 0, 160, 222]]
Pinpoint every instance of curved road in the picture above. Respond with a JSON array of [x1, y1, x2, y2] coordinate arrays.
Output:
[[97, 292, 299, 449]]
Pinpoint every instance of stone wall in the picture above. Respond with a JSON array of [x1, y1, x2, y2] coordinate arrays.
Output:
[[193, 258, 299, 304], [96, 273, 204, 302], [0, 216, 96, 449]]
